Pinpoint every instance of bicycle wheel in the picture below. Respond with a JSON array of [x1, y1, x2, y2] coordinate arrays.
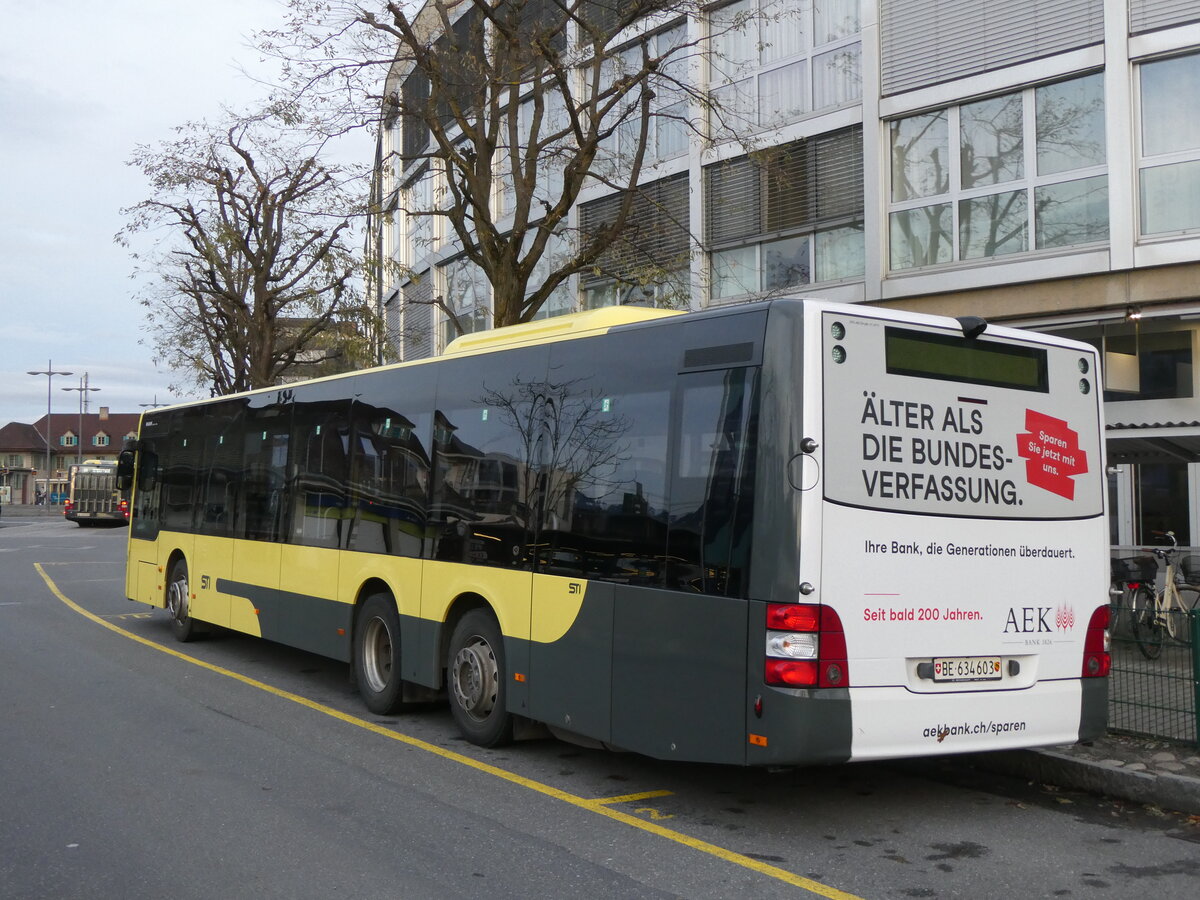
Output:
[[1165, 589, 1196, 644], [1131, 587, 1164, 660]]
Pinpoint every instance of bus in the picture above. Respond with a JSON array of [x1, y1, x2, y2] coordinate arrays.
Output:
[[117, 299, 1109, 765], [65, 460, 129, 526]]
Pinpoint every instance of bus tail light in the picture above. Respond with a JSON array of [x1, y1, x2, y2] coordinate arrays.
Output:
[[63, 499, 74, 516], [119, 499, 129, 519], [764, 603, 850, 688], [1082, 605, 1111, 678]]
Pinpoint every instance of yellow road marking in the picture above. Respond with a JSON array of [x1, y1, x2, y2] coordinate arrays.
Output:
[[35, 563, 863, 900], [594, 790, 673, 805]]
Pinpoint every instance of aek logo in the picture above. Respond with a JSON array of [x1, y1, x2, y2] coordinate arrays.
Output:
[[1004, 606, 1052, 633], [1003, 604, 1074, 633]]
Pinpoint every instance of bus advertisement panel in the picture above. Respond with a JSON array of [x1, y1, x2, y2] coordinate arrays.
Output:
[[119, 299, 1108, 766], [814, 309, 1106, 760]]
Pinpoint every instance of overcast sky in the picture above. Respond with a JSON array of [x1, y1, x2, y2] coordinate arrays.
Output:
[[0, 0, 300, 424]]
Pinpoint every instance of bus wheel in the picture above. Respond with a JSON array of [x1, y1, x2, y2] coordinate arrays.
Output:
[[166, 559, 200, 643], [447, 609, 513, 747], [354, 592, 405, 715]]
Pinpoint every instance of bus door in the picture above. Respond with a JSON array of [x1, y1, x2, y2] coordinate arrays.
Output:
[[428, 347, 550, 710], [190, 402, 243, 630], [229, 399, 292, 635], [529, 320, 760, 760]]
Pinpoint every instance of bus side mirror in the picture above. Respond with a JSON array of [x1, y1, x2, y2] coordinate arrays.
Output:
[[116, 449, 135, 491]]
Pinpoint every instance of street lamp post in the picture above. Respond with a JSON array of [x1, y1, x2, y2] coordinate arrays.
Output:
[[27, 360, 73, 505], [62, 373, 101, 467]]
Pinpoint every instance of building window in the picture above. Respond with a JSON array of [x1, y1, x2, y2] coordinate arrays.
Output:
[[60, 434, 77, 447], [93, 433, 110, 447], [709, 0, 861, 137], [608, 22, 690, 166], [579, 173, 692, 309], [528, 231, 576, 320], [402, 166, 436, 268], [1057, 321, 1194, 403], [1139, 51, 1200, 236], [6, 454, 20, 467], [1103, 329, 1194, 402], [706, 126, 864, 300], [889, 72, 1107, 270], [438, 256, 491, 349]]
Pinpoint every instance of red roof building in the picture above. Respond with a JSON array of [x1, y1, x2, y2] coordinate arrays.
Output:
[[0, 410, 141, 505]]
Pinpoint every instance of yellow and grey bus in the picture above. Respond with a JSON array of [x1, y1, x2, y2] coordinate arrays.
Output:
[[119, 299, 1110, 765]]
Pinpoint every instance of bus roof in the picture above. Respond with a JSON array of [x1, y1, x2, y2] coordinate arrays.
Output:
[[443, 305, 682, 357]]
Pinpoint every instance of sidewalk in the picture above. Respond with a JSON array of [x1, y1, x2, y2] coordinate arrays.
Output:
[[0, 504, 65, 522], [971, 732, 1200, 816]]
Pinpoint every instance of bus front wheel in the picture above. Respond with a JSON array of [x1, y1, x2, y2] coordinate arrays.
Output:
[[447, 609, 513, 747], [354, 592, 405, 715], [166, 559, 200, 643]]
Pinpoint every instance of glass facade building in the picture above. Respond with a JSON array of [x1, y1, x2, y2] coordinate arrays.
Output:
[[376, 0, 1200, 550]]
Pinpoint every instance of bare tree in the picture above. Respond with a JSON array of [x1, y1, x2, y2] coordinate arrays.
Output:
[[258, 1, 769, 335], [120, 116, 379, 395]]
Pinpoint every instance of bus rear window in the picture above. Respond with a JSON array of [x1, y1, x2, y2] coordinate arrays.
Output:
[[885, 328, 1048, 393]]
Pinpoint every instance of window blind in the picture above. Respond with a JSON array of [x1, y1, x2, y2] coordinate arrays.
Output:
[[705, 126, 864, 246], [1131, 0, 1200, 34], [880, 0, 1104, 97], [403, 273, 434, 360], [579, 173, 691, 285]]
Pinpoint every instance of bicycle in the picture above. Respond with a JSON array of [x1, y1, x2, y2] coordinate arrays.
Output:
[[1109, 554, 1157, 641], [1132, 531, 1200, 659]]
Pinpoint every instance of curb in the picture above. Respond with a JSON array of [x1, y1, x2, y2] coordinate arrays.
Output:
[[972, 748, 1200, 816]]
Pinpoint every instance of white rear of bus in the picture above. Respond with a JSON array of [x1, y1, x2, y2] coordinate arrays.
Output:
[[810, 305, 1107, 760]]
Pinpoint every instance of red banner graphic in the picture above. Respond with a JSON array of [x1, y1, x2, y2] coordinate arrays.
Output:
[[1016, 410, 1088, 500]]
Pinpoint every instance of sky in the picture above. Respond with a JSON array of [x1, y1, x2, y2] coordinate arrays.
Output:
[[0, 0, 306, 425]]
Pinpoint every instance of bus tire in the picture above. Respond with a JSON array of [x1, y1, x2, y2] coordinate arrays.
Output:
[[166, 558, 201, 643], [447, 609, 513, 747], [354, 592, 405, 715]]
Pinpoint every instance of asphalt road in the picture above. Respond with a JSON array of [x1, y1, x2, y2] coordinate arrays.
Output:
[[2, 515, 1198, 899]]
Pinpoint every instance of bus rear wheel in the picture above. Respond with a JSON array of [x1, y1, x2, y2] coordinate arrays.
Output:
[[354, 592, 405, 715], [166, 559, 201, 643], [447, 609, 513, 747]]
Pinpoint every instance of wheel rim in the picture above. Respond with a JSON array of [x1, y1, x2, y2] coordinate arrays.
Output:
[[451, 635, 498, 723], [167, 572, 188, 622], [361, 616, 393, 694]]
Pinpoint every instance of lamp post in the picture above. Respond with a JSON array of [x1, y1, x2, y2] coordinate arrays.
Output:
[[139, 395, 168, 410], [62, 373, 101, 467], [27, 360, 73, 505]]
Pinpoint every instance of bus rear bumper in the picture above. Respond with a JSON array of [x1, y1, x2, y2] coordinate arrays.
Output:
[[847, 679, 1087, 762]]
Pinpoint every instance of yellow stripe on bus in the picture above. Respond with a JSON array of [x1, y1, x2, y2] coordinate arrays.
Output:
[[35, 563, 863, 900]]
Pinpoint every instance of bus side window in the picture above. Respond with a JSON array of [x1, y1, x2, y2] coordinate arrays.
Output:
[[666, 368, 758, 597], [289, 394, 351, 550], [541, 330, 674, 587], [239, 407, 291, 543], [196, 401, 243, 540], [429, 348, 550, 569]]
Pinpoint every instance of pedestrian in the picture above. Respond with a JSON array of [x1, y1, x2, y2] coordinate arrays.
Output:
[[35, 489, 44, 506]]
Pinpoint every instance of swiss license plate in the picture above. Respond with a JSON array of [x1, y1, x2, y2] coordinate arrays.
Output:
[[932, 656, 1002, 683]]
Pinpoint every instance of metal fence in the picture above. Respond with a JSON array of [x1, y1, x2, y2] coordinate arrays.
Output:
[[1108, 602, 1198, 746]]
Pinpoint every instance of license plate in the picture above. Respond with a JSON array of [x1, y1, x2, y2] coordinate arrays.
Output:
[[932, 656, 1002, 683]]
